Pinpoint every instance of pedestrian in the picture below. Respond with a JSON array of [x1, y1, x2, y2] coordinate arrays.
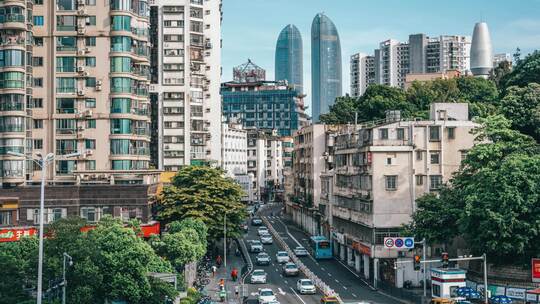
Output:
[[219, 278, 225, 288], [211, 265, 217, 277], [231, 267, 238, 281], [216, 255, 222, 267]]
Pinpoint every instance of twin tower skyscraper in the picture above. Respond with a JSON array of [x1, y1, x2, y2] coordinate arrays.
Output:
[[275, 14, 342, 122]]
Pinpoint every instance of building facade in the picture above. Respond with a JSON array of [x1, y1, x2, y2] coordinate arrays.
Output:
[[221, 79, 308, 137], [221, 120, 252, 203], [311, 13, 341, 122], [275, 24, 303, 93], [350, 53, 375, 97], [325, 103, 477, 287], [149, 0, 222, 171]]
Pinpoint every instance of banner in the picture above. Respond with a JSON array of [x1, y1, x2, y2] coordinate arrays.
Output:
[[0, 228, 37, 242]]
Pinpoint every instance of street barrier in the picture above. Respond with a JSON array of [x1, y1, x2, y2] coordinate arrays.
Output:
[[261, 216, 343, 303]]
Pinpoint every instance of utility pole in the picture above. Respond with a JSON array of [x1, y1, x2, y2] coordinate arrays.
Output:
[[62, 252, 73, 304], [224, 213, 227, 268]]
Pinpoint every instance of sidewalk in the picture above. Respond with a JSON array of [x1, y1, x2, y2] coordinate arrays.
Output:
[[204, 245, 246, 303]]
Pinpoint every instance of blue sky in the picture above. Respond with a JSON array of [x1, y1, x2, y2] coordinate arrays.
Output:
[[222, 0, 540, 111]]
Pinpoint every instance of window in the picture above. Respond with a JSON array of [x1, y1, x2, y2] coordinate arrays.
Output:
[[0, 211, 13, 226], [379, 128, 388, 140], [34, 0, 43, 4], [86, 160, 96, 170], [85, 98, 96, 108], [85, 139, 95, 149], [385, 175, 397, 191], [85, 77, 96, 87], [85, 57, 96, 67], [33, 119, 43, 129], [85, 37, 96, 46], [433, 285, 441, 297], [416, 150, 423, 161], [430, 175, 442, 190], [56, 160, 76, 174], [164, 49, 184, 56], [33, 16, 44, 26], [56, 0, 76, 10], [56, 56, 76, 72], [415, 175, 424, 186], [86, 119, 96, 128], [32, 57, 44, 66], [164, 34, 183, 42], [460, 150, 468, 162], [429, 126, 440, 141], [81, 207, 98, 222], [56, 77, 76, 93], [0, 50, 25, 67], [57, 36, 77, 51], [111, 15, 131, 31], [56, 98, 76, 113], [33, 78, 43, 87], [85, 16, 96, 25], [56, 15, 77, 31], [34, 139, 43, 149], [447, 127, 455, 139], [397, 128, 405, 140], [34, 37, 44, 45], [85, 0, 96, 5], [430, 152, 440, 164]]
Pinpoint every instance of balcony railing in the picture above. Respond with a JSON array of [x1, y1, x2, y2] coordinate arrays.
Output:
[[0, 14, 25, 23]]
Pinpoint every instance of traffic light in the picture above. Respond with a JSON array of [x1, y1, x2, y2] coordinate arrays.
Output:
[[414, 255, 421, 271], [441, 252, 449, 268]]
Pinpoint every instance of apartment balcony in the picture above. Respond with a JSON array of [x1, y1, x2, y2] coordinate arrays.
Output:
[[0, 14, 26, 30]]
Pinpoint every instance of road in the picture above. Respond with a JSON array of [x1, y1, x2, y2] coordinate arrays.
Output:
[[241, 215, 323, 304], [253, 204, 402, 304]]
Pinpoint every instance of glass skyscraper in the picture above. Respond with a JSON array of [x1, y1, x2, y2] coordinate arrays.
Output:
[[311, 13, 342, 122], [275, 24, 303, 93]]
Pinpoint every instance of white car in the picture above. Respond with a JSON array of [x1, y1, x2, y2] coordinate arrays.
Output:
[[256, 252, 271, 265], [297, 279, 316, 294], [250, 240, 263, 253], [282, 262, 299, 276], [276, 251, 290, 263], [250, 269, 267, 284], [294, 246, 308, 256], [260, 233, 273, 244], [258, 288, 277, 304], [258, 227, 269, 236]]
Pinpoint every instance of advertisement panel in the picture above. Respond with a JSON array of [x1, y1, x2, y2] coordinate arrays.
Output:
[[533, 258, 540, 283], [0, 228, 37, 242]]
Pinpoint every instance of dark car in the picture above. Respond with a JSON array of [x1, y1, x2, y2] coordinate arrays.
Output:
[[251, 217, 263, 226]]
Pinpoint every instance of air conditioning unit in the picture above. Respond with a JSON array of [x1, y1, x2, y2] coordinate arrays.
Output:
[[84, 47, 90, 53], [77, 90, 85, 96], [77, 66, 85, 72], [95, 85, 102, 91], [96, 80, 102, 86], [76, 112, 84, 118], [77, 125, 85, 131], [82, 71, 89, 77], [84, 110, 93, 117], [77, 28, 85, 35], [85, 150, 93, 156], [77, 0, 85, 5], [77, 9, 86, 15], [77, 49, 86, 56]]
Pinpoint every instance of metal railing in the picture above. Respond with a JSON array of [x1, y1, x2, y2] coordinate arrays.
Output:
[[261, 216, 343, 303]]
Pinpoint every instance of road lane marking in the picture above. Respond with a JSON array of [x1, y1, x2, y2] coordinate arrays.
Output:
[[328, 273, 332, 277], [321, 267, 325, 271], [335, 259, 376, 290], [278, 288, 286, 295], [352, 293, 357, 298], [335, 279, 339, 283], [343, 286, 347, 290], [290, 287, 307, 304], [284, 280, 288, 284]]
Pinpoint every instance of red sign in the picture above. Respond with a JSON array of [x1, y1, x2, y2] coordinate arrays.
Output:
[[352, 241, 371, 256], [80, 222, 160, 238], [532, 259, 540, 282], [0, 228, 37, 242]]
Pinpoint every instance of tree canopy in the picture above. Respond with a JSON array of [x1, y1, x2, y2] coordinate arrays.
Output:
[[157, 166, 247, 241], [500, 50, 540, 90], [408, 116, 540, 264]]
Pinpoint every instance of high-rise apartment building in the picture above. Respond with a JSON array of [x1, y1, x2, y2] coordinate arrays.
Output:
[[311, 13, 341, 122], [493, 53, 511, 67], [350, 53, 374, 97], [275, 24, 303, 93], [352, 34, 471, 93], [149, 0, 222, 171]]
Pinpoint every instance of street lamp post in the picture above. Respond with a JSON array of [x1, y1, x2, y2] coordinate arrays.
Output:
[[223, 212, 227, 268], [8, 151, 80, 304], [62, 252, 73, 304]]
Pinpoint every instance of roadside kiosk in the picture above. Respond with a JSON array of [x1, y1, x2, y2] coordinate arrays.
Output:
[[431, 268, 467, 299]]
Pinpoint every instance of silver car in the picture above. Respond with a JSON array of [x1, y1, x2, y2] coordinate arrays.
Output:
[[258, 227, 269, 236], [250, 240, 263, 253], [276, 251, 290, 263], [282, 262, 299, 276], [297, 279, 316, 294], [250, 269, 267, 284], [294, 246, 308, 257]]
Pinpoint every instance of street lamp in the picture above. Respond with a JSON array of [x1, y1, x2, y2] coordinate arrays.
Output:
[[8, 151, 80, 304], [62, 252, 73, 304]]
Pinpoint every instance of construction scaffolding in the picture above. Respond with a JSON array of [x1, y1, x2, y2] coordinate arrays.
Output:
[[233, 59, 266, 83]]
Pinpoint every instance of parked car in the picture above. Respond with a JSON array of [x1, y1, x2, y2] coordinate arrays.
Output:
[[293, 246, 308, 256], [250, 240, 263, 253], [250, 269, 267, 284], [258, 288, 277, 304], [282, 262, 299, 276], [256, 252, 271, 265], [276, 251, 290, 263], [260, 233, 273, 244], [251, 217, 263, 226], [296, 279, 316, 294], [257, 227, 269, 236]]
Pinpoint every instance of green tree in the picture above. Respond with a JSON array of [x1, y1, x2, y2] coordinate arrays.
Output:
[[158, 166, 247, 241], [319, 96, 358, 124], [500, 50, 540, 90], [0, 237, 38, 304], [490, 60, 513, 89], [500, 83, 540, 142], [358, 84, 410, 121]]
